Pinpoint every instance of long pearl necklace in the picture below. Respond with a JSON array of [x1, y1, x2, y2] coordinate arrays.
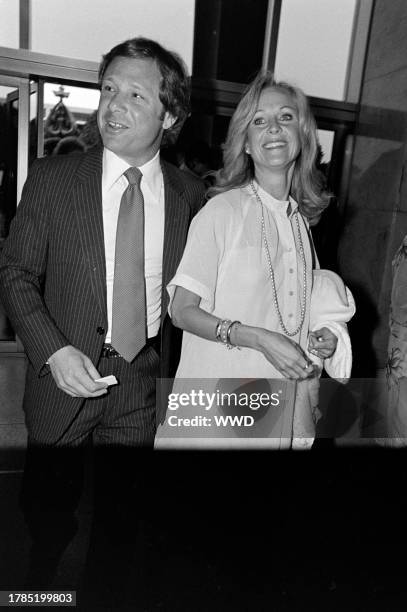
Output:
[[250, 180, 307, 337]]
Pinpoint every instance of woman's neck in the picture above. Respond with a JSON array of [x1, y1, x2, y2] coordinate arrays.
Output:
[[254, 165, 294, 201]]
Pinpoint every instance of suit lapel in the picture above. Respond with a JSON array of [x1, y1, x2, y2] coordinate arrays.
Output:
[[72, 146, 107, 323], [161, 161, 190, 321], [71, 154, 191, 330]]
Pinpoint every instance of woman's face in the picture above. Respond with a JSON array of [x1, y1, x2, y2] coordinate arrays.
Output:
[[245, 87, 301, 175]]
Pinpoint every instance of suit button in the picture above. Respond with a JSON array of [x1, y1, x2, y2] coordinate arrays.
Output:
[[97, 326, 105, 335]]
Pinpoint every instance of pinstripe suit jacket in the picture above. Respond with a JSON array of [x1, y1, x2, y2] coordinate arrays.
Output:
[[0, 146, 205, 443]]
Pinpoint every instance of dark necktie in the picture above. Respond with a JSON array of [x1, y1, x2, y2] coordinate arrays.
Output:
[[111, 167, 146, 362]]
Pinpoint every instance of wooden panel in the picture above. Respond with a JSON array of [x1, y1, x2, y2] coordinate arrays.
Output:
[[0, 355, 27, 450]]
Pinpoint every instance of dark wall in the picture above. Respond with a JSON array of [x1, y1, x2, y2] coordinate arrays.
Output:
[[193, 0, 268, 83], [338, 0, 407, 374]]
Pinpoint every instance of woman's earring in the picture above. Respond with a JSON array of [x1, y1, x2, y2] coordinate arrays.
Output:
[[245, 146, 250, 155]]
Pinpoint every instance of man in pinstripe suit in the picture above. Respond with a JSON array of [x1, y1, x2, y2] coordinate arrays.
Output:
[[0, 38, 205, 593]]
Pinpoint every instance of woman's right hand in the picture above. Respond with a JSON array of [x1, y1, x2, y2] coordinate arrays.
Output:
[[170, 289, 316, 380], [254, 329, 316, 379]]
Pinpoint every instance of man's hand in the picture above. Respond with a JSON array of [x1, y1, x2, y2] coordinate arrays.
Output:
[[48, 345, 108, 398], [308, 327, 338, 359]]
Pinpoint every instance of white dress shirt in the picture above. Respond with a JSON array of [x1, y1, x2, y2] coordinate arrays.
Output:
[[102, 148, 164, 342]]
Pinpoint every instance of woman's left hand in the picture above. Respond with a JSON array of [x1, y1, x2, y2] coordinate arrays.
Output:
[[308, 327, 338, 359]]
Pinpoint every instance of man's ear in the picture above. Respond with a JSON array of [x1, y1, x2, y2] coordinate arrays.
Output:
[[163, 112, 177, 130]]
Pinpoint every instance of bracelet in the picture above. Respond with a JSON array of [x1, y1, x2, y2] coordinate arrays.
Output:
[[215, 319, 241, 350], [226, 320, 241, 348], [219, 319, 232, 345], [215, 319, 222, 342], [215, 319, 232, 345]]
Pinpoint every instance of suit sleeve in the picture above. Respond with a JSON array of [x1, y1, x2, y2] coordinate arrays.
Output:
[[194, 182, 207, 215], [0, 161, 69, 375]]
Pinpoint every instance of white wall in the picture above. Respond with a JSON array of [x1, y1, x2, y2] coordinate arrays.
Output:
[[2, 0, 358, 103], [275, 0, 357, 100], [318, 129, 334, 163], [0, 0, 19, 48], [43, 83, 100, 115], [31, 0, 195, 71]]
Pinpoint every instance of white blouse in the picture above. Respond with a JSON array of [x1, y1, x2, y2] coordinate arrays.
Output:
[[159, 184, 355, 449], [167, 182, 313, 379]]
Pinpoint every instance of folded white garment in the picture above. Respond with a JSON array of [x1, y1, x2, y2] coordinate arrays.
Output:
[[308, 269, 356, 380]]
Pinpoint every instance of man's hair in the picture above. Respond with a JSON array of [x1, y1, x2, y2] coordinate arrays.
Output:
[[209, 71, 330, 222], [99, 37, 190, 145]]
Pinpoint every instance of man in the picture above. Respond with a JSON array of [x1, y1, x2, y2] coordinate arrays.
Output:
[[0, 37, 204, 594]]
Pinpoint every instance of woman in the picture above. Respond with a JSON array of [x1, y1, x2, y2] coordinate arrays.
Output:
[[157, 71, 355, 448], [375, 235, 407, 446]]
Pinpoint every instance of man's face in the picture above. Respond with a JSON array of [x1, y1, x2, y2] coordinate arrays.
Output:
[[97, 56, 175, 166]]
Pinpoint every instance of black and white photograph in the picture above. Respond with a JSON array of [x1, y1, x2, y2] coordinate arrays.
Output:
[[0, 0, 406, 610]]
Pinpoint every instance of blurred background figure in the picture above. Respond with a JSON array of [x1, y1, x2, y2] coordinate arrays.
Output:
[[53, 136, 86, 156]]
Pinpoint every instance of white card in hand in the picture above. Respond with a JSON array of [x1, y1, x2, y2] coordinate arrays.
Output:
[[95, 375, 118, 386]]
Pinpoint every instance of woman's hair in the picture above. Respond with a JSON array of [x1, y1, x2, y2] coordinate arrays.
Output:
[[99, 37, 190, 146], [209, 71, 330, 222]]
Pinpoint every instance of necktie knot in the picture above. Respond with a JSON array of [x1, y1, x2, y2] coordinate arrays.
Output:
[[124, 167, 142, 188]]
